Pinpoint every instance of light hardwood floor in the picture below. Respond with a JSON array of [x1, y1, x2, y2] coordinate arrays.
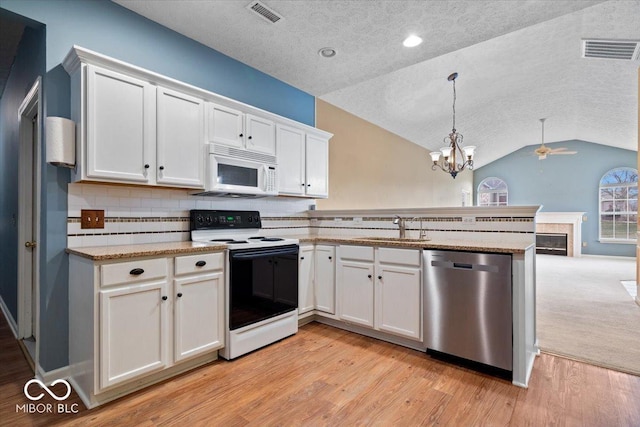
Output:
[[2, 312, 640, 426]]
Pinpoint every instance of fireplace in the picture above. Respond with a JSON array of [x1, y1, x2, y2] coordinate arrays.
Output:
[[536, 233, 568, 256]]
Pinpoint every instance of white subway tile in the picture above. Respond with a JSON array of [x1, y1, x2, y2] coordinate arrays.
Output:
[[67, 236, 83, 248]]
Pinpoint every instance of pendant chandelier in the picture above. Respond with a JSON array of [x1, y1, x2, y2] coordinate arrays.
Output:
[[429, 72, 476, 179]]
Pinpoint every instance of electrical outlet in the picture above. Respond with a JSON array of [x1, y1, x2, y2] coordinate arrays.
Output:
[[582, 241, 587, 247], [81, 209, 105, 229], [353, 217, 363, 224], [462, 216, 476, 224]]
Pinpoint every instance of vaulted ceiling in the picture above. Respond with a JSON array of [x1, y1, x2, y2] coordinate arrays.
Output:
[[112, 1, 639, 167]]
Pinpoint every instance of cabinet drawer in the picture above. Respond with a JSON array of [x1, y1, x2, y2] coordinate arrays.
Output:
[[101, 258, 168, 287], [339, 245, 374, 262], [377, 248, 421, 267], [175, 252, 224, 275]]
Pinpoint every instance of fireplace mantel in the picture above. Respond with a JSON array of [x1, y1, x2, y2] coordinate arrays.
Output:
[[536, 212, 585, 257]]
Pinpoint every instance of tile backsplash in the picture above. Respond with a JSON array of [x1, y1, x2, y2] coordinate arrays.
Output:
[[67, 183, 313, 247], [67, 183, 538, 249]]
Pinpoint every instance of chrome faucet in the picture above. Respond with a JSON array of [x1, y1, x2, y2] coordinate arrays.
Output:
[[393, 215, 406, 239]]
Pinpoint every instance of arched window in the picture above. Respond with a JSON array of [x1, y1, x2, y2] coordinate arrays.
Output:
[[599, 167, 638, 242], [477, 177, 508, 206]]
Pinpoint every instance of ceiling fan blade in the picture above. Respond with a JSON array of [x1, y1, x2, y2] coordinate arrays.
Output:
[[549, 147, 569, 152], [549, 151, 577, 155]]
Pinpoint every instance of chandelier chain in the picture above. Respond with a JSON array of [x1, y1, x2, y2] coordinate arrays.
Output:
[[452, 78, 456, 131]]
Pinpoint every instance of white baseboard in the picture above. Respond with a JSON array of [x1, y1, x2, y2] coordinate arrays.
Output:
[[37, 364, 72, 384], [0, 294, 18, 338]]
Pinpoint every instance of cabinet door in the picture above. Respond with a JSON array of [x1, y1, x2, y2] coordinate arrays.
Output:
[[298, 245, 315, 314], [314, 245, 335, 314], [156, 87, 205, 188], [338, 260, 374, 327], [305, 134, 329, 198], [375, 265, 422, 340], [86, 65, 155, 183], [276, 124, 305, 195], [207, 103, 244, 148], [245, 114, 275, 155], [99, 281, 168, 390], [174, 272, 224, 363]]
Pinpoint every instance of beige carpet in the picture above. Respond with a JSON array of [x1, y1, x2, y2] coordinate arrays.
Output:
[[536, 254, 640, 376]]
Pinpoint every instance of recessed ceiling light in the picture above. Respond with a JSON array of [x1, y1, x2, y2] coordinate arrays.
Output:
[[318, 47, 337, 58], [403, 35, 423, 48]]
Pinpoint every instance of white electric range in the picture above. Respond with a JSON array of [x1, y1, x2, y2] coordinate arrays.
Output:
[[190, 210, 299, 360]]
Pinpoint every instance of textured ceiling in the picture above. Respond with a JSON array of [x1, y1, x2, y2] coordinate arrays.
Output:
[[113, 0, 639, 168]]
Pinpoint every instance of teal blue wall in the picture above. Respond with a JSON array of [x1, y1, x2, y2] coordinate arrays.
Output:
[[0, 0, 315, 371], [0, 14, 45, 325], [474, 140, 637, 257]]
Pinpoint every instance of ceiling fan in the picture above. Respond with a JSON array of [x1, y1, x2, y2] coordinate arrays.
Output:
[[534, 118, 577, 160]]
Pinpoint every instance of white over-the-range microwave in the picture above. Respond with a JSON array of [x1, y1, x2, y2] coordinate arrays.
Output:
[[192, 144, 278, 197]]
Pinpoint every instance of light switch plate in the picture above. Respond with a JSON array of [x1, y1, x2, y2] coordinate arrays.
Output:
[[81, 209, 105, 229]]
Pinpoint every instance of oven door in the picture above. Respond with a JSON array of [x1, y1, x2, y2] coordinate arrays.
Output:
[[229, 244, 299, 330]]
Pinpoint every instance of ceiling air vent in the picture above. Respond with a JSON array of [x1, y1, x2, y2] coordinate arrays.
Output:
[[246, 1, 283, 24], [582, 39, 640, 60]]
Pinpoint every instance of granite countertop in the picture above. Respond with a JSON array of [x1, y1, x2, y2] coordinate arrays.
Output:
[[66, 241, 227, 261], [66, 235, 533, 261], [296, 235, 533, 254]]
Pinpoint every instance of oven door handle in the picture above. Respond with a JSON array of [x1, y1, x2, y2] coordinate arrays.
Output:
[[230, 246, 298, 260]]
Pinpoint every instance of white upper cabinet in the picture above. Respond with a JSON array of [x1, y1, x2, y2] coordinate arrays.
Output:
[[277, 124, 329, 198], [208, 104, 276, 156], [64, 47, 331, 193], [245, 114, 276, 155], [86, 65, 155, 183], [207, 103, 244, 149], [305, 134, 329, 198], [276, 124, 305, 195], [156, 87, 205, 188]]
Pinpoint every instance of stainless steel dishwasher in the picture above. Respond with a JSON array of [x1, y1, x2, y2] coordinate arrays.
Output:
[[423, 250, 512, 371]]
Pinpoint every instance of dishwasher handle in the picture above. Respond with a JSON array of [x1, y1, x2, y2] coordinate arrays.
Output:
[[430, 260, 499, 273]]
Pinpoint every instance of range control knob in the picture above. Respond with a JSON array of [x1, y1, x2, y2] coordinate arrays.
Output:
[[196, 215, 204, 224], [248, 216, 253, 223], [254, 215, 260, 222]]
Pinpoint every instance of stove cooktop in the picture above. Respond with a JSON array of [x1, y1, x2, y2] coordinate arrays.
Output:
[[190, 209, 298, 250]]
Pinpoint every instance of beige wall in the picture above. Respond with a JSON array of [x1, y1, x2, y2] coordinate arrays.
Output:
[[637, 68, 639, 306], [315, 99, 472, 210]]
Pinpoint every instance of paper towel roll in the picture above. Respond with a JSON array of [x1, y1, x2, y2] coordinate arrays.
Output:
[[46, 116, 75, 167]]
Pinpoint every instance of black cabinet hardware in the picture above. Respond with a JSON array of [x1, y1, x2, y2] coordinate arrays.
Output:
[[129, 268, 144, 275], [177, 293, 183, 298], [195, 260, 206, 267], [162, 296, 168, 301]]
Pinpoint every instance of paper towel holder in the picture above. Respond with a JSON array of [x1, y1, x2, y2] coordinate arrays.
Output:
[[45, 116, 76, 168]]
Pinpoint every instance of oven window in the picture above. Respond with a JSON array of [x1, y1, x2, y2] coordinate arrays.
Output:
[[218, 164, 258, 187], [229, 246, 299, 330]]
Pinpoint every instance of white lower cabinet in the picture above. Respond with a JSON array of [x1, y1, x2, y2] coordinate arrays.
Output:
[[99, 281, 168, 389], [69, 250, 225, 408], [337, 245, 422, 341], [298, 245, 315, 314], [297, 244, 336, 317], [314, 245, 335, 314], [174, 270, 224, 362]]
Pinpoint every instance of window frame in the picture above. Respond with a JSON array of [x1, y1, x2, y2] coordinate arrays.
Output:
[[477, 177, 508, 207], [598, 167, 637, 244]]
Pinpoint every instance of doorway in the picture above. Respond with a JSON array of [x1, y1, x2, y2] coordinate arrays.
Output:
[[17, 77, 42, 370]]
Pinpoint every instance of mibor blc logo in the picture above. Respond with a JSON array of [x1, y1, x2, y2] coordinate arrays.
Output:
[[16, 379, 79, 414]]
